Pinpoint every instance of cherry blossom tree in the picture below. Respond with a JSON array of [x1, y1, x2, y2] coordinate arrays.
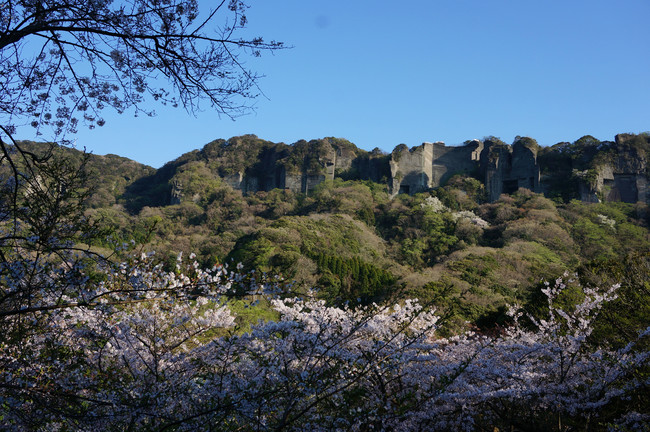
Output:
[[1, 259, 647, 430], [1, 0, 284, 139], [0, 0, 285, 336]]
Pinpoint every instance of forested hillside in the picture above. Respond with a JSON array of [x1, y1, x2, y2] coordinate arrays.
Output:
[[18, 134, 648, 335], [3, 135, 649, 430]]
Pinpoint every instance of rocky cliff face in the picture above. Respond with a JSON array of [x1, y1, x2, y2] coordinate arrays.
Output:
[[163, 135, 367, 200], [483, 137, 541, 202], [387, 133, 650, 204], [575, 134, 649, 204], [389, 137, 540, 202], [125, 133, 649, 208]]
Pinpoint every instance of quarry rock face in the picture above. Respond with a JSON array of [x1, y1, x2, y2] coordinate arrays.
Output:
[[170, 179, 183, 205], [165, 134, 650, 206], [389, 137, 541, 202], [389, 143, 435, 195], [485, 138, 540, 201], [390, 140, 484, 196], [577, 134, 649, 204], [193, 136, 364, 196]]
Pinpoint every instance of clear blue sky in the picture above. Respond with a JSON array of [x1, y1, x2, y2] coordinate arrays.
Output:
[[33, 0, 650, 167]]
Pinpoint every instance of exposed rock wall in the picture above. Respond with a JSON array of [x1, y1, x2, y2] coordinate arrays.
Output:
[[483, 140, 509, 202], [389, 137, 540, 202], [389, 140, 485, 196], [483, 138, 540, 201], [576, 134, 649, 204], [163, 133, 649, 206], [207, 137, 363, 196], [389, 143, 435, 195]]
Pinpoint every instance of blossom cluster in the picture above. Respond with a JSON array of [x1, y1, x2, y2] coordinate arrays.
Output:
[[0, 255, 648, 431], [421, 196, 489, 227], [597, 214, 617, 229]]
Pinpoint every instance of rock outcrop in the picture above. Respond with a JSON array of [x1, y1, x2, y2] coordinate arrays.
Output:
[[389, 141, 482, 195], [389, 137, 540, 202], [171, 135, 364, 198], [142, 133, 649, 207], [576, 134, 649, 204]]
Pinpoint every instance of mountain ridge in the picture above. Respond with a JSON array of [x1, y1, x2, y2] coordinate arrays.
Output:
[[10, 134, 650, 333], [17, 132, 650, 213], [125, 132, 650, 211]]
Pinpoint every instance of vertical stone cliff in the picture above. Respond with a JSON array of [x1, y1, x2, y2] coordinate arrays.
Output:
[[389, 137, 540, 202], [389, 140, 485, 196], [575, 134, 649, 204], [157, 133, 649, 206]]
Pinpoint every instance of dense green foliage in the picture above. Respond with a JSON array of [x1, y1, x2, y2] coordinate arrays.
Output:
[[311, 252, 396, 302], [15, 136, 650, 338]]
